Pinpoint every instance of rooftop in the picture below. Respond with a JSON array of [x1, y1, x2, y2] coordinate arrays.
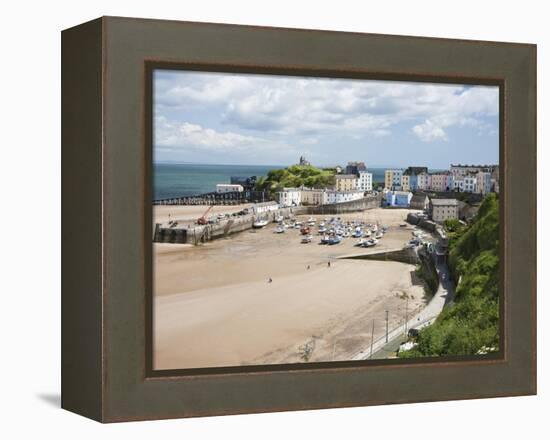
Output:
[[335, 174, 358, 179], [431, 199, 459, 206]]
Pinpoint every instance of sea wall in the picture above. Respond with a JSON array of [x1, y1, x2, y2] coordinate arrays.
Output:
[[153, 206, 298, 245], [344, 246, 439, 296], [344, 247, 420, 265], [301, 194, 382, 215]]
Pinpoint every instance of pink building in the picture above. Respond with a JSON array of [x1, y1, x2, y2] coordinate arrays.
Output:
[[417, 172, 432, 191], [430, 173, 453, 192]]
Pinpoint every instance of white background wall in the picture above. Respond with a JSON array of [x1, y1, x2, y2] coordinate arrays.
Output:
[[0, 1, 546, 438]]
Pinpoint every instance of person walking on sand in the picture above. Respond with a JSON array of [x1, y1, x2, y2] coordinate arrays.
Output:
[[268, 277, 272, 283], [307, 265, 310, 270], [327, 261, 331, 268]]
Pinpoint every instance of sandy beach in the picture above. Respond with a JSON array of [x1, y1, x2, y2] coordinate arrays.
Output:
[[153, 207, 430, 370]]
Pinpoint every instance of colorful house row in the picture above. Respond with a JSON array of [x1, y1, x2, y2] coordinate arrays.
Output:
[[384, 164, 497, 195]]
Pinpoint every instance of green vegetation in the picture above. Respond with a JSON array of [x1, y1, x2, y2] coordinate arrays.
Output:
[[255, 165, 335, 196], [400, 193, 499, 358]]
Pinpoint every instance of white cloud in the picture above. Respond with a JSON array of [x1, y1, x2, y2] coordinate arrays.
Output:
[[412, 120, 448, 142], [155, 71, 499, 145], [154, 116, 303, 164], [155, 116, 269, 151]]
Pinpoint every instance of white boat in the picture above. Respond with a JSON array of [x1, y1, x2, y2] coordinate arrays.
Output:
[[253, 219, 269, 228], [375, 232, 383, 239], [274, 215, 284, 223], [274, 225, 285, 233], [362, 238, 378, 247], [356, 238, 368, 246], [301, 235, 313, 244], [363, 229, 372, 237]]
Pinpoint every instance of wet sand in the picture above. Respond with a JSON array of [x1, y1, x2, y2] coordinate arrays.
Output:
[[153, 207, 428, 370]]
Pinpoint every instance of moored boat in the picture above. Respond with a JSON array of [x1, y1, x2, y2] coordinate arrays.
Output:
[[253, 218, 269, 228]]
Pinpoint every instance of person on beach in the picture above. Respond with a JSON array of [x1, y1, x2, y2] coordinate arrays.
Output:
[[327, 261, 331, 268], [307, 265, 310, 270], [268, 277, 272, 283]]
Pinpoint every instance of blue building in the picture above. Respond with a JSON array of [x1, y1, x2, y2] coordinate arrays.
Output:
[[384, 190, 413, 207]]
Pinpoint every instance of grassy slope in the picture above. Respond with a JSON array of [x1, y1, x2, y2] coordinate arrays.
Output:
[[256, 165, 335, 195], [399, 193, 500, 357]]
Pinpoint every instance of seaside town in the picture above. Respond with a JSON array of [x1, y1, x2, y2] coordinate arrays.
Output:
[[153, 156, 499, 243], [152, 156, 500, 369]]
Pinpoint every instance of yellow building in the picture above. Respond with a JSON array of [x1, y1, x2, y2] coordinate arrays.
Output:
[[401, 175, 410, 191], [300, 188, 327, 206], [335, 174, 357, 192]]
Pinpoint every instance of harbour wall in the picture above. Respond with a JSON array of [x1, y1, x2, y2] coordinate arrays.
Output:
[[153, 195, 381, 245], [300, 194, 382, 215], [344, 247, 420, 265], [154, 206, 298, 245], [344, 247, 439, 296]]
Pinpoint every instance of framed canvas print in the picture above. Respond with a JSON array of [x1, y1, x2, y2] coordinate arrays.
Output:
[[61, 16, 536, 422]]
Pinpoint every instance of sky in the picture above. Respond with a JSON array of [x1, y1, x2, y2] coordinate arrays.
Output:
[[153, 70, 499, 169]]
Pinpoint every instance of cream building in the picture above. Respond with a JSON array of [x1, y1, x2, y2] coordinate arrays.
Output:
[[300, 188, 328, 206], [384, 169, 403, 190], [335, 174, 357, 192], [401, 174, 411, 192]]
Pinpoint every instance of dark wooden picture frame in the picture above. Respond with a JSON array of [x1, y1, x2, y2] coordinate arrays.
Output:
[[62, 16, 536, 422]]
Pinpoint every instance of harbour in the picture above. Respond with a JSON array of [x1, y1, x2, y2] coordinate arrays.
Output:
[[153, 206, 436, 369]]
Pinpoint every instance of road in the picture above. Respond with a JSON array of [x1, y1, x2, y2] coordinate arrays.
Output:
[[351, 255, 455, 360]]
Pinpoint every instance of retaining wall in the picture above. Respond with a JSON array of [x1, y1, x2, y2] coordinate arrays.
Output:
[[300, 194, 382, 215]]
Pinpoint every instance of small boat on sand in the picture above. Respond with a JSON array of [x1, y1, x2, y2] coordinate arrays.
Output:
[[253, 218, 269, 228], [274, 225, 285, 233], [301, 235, 313, 244]]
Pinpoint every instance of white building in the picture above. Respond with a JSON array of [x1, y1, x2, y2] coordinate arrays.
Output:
[[463, 175, 477, 193], [357, 171, 373, 192], [430, 199, 459, 223], [253, 201, 279, 214], [216, 184, 244, 193], [453, 175, 477, 193], [277, 188, 302, 207], [325, 190, 364, 204]]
